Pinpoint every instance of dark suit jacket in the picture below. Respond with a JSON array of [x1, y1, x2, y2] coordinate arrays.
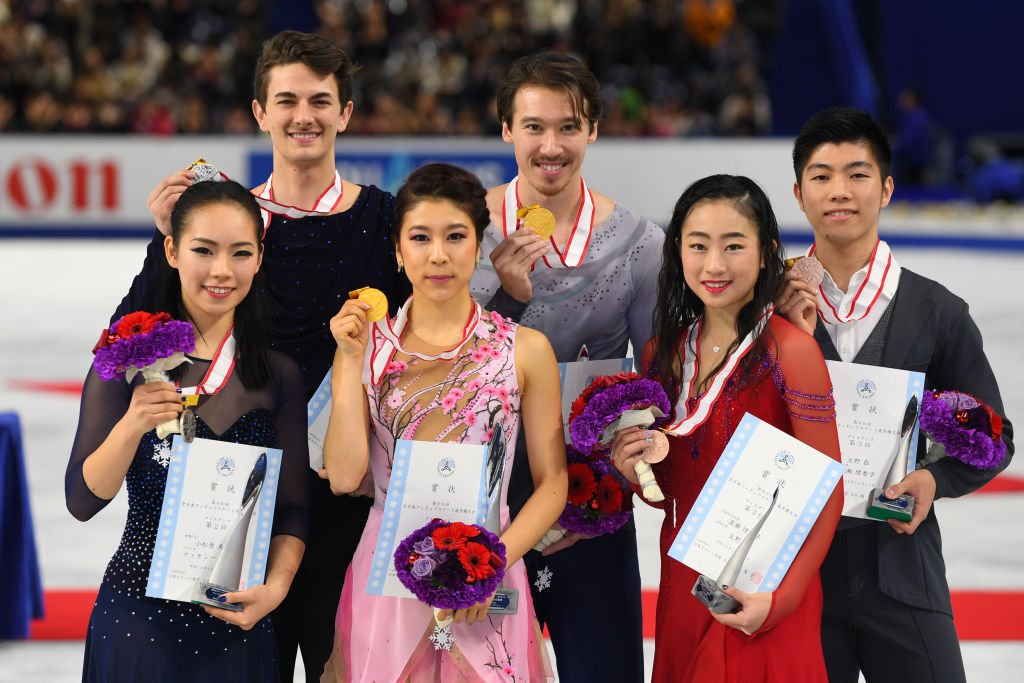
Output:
[[821, 268, 1015, 616]]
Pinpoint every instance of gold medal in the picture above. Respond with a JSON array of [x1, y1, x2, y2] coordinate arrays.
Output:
[[516, 204, 556, 239], [349, 287, 388, 322]]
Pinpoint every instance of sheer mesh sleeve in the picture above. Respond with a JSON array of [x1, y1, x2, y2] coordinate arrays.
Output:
[[111, 231, 167, 323], [64, 368, 132, 521], [758, 318, 843, 633], [269, 352, 311, 543]]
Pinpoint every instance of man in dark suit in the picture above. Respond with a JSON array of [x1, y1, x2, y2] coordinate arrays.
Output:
[[776, 107, 1015, 683]]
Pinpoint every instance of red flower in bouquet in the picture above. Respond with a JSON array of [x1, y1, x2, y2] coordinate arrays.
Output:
[[115, 311, 170, 338], [596, 474, 624, 515], [92, 310, 195, 383], [394, 519, 507, 610], [431, 521, 481, 550], [557, 447, 633, 537], [568, 371, 643, 424], [566, 462, 598, 506], [457, 542, 496, 583]]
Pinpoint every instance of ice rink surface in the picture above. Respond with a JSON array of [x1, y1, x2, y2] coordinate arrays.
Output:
[[1, 239, 1021, 681]]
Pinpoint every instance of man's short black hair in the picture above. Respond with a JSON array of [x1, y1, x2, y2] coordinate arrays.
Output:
[[793, 107, 893, 183]]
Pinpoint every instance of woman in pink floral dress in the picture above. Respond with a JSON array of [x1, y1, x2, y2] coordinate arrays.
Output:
[[321, 163, 567, 682]]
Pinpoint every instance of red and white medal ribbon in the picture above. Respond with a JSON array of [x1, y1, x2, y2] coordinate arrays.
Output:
[[501, 176, 596, 269], [255, 170, 344, 237], [809, 239, 896, 325], [361, 298, 483, 386], [179, 328, 236, 398], [664, 308, 773, 437], [193, 164, 343, 239]]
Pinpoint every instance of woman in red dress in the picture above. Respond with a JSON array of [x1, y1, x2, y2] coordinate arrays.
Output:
[[612, 175, 842, 683]]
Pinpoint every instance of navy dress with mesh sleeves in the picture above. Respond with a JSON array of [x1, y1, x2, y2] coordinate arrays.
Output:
[[65, 350, 309, 683]]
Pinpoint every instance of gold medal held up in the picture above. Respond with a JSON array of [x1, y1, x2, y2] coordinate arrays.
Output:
[[516, 204, 556, 239], [349, 287, 388, 322]]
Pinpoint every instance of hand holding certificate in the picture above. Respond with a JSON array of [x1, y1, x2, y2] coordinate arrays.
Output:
[[668, 414, 845, 608], [146, 438, 282, 610], [826, 361, 925, 520]]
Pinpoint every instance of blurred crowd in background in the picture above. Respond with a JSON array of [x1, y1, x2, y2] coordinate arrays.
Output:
[[0, 0, 781, 138]]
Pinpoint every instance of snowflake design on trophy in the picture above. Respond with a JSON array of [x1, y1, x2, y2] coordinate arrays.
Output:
[[533, 566, 553, 593], [151, 441, 174, 468], [429, 624, 455, 651]]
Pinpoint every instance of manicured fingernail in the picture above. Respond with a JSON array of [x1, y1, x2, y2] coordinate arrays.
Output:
[[175, 388, 182, 393], [722, 584, 729, 589], [217, 596, 227, 602], [645, 438, 653, 443]]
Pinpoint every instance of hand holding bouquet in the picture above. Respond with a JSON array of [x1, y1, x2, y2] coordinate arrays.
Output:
[[92, 311, 196, 440], [533, 446, 634, 552], [569, 372, 671, 502], [394, 519, 506, 651]]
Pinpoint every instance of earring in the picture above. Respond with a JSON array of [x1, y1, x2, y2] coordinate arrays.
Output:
[[397, 262, 404, 273]]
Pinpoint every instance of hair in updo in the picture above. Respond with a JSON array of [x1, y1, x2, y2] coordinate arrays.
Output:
[[392, 163, 489, 244]]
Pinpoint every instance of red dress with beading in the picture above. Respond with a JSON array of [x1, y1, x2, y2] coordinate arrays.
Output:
[[644, 316, 842, 683]]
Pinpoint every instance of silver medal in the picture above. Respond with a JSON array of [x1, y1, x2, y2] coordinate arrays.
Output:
[[190, 162, 221, 184], [181, 408, 197, 443]]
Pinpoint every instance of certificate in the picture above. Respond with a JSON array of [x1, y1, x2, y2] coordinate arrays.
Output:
[[146, 437, 282, 608], [366, 439, 490, 599], [559, 358, 634, 440], [307, 368, 333, 471], [826, 361, 925, 519], [668, 413, 845, 593]]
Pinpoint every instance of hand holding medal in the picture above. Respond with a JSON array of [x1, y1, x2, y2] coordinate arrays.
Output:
[[92, 311, 197, 441], [569, 372, 672, 502], [784, 255, 824, 287], [516, 204, 556, 239], [330, 287, 388, 359]]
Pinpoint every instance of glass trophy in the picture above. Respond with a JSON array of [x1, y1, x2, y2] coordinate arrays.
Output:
[[692, 487, 779, 614], [201, 453, 267, 610], [483, 424, 518, 615], [866, 396, 920, 523]]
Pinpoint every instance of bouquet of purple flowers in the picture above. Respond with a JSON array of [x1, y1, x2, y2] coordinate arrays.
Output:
[[93, 311, 195, 439], [569, 372, 672, 502], [919, 390, 1007, 470], [394, 519, 507, 650]]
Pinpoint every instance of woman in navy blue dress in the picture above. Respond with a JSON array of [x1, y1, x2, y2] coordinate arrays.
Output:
[[65, 180, 309, 682]]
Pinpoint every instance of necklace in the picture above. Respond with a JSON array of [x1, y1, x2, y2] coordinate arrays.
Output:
[[704, 331, 734, 354]]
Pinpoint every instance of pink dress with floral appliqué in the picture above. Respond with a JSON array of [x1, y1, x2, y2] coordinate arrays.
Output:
[[322, 308, 552, 682]]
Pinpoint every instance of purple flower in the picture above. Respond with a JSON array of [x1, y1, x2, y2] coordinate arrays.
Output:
[[921, 390, 1006, 470], [569, 378, 671, 454], [411, 556, 437, 579], [92, 317, 195, 382], [413, 537, 437, 556], [393, 519, 506, 610]]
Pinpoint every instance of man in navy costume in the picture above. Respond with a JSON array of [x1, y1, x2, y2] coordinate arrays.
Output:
[[777, 107, 1014, 683], [471, 52, 663, 683], [113, 31, 413, 682]]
